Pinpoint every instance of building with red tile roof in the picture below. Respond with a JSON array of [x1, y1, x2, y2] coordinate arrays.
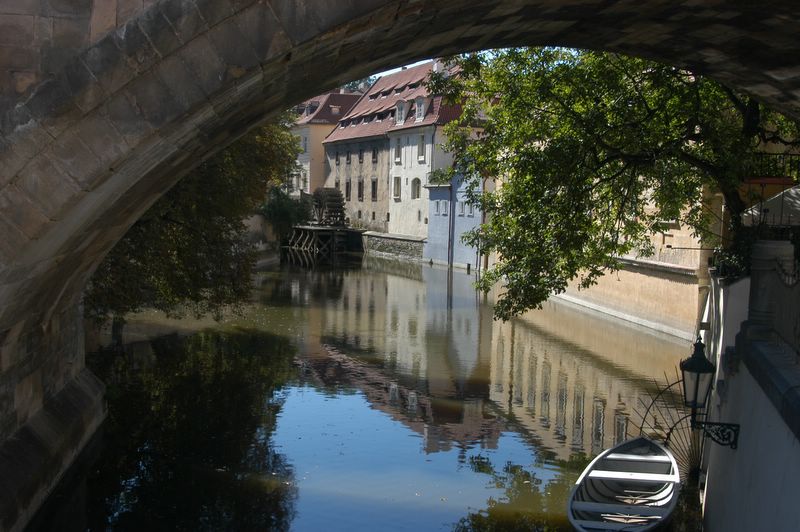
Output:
[[290, 90, 361, 194], [323, 61, 462, 238]]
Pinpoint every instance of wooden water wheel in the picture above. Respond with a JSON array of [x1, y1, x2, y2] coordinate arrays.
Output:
[[312, 187, 345, 226]]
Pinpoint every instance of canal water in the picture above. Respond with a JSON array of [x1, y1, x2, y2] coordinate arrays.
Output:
[[31, 256, 689, 531]]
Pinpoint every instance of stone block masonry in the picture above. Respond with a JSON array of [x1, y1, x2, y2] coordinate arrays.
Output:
[[363, 231, 425, 259], [0, 369, 104, 532], [0, 1, 157, 113]]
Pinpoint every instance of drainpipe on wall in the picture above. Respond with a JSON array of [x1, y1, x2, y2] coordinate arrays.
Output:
[[448, 179, 456, 270]]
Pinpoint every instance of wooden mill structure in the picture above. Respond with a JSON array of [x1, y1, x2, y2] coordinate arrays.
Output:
[[284, 188, 362, 264]]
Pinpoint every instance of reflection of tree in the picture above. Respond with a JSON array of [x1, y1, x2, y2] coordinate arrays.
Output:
[[256, 265, 349, 307], [84, 329, 298, 530], [453, 454, 578, 532]]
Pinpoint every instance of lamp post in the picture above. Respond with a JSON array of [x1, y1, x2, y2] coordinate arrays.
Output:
[[680, 337, 740, 449]]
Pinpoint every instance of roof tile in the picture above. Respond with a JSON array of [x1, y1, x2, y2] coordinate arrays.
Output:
[[324, 61, 459, 144]]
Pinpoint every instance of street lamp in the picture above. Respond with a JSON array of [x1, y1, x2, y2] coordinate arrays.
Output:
[[680, 337, 740, 449]]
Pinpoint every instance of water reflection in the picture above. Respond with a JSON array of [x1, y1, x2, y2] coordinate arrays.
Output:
[[31, 330, 298, 531], [34, 256, 688, 531], [272, 259, 686, 460]]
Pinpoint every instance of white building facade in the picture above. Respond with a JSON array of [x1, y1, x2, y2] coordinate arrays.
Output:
[[323, 61, 459, 239]]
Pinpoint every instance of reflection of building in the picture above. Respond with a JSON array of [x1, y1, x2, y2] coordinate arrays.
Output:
[[303, 344, 502, 455], [279, 257, 687, 463], [488, 298, 686, 460], [296, 258, 500, 454]]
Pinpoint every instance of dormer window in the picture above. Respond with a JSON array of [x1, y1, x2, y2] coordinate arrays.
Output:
[[331, 105, 340, 115], [415, 97, 425, 121], [396, 102, 405, 125]]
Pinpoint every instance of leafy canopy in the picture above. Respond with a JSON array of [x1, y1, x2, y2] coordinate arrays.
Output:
[[85, 115, 301, 321], [428, 48, 800, 320]]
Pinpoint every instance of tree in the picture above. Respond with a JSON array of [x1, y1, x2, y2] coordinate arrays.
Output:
[[259, 186, 312, 243], [85, 115, 301, 322], [428, 49, 800, 320], [342, 75, 377, 93]]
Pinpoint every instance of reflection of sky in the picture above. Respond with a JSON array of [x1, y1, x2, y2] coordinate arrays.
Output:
[[273, 385, 554, 531]]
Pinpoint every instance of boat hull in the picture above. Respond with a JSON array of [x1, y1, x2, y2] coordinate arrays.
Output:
[[567, 437, 681, 531]]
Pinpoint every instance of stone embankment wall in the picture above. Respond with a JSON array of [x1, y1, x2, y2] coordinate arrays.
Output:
[[561, 258, 703, 341], [363, 231, 424, 260]]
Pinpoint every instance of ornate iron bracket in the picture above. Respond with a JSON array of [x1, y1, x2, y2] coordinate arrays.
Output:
[[693, 420, 740, 449]]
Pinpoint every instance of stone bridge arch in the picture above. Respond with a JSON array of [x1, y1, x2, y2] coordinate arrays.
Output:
[[2, 0, 800, 529]]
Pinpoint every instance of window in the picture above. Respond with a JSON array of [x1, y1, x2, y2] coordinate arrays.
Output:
[[335, 151, 340, 166], [335, 178, 340, 190], [411, 178, 421, 199], [434, 200, 440, 215], [417, 134, 425, 163], [372, 147, 378, 163], [396, 102, 405, 125], [393, 176, 402, 199], [394, 138, 401, 164], [468, 203, 475, 217], [358, 148, 364, 163], [372, 211, 375, 220], [357, 177, 364, 201], [442, 200, 449, 216], [302, 136, 307, 152], [415, 97, 425, 121], [458, 201, 465, 216], [357, 210, 362, 219], [417, 210, 421, 222], [345, 178, 352, 201], [371, 177, 378, 201], [346, 150, 351, 164]]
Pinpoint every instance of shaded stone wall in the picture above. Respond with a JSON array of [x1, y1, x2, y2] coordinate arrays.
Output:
[[0, 1, 156, 112], [0, 304, 85, 442]]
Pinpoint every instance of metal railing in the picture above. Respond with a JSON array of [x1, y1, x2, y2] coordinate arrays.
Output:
[[744, 153, 800, 181]]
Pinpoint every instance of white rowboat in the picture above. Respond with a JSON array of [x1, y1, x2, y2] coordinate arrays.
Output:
[[567, 437, 681, 531]]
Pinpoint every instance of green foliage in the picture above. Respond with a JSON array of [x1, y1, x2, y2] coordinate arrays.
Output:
[[342, 75, 377, 92], [85, 116, 300, 321], [428, 48, 800, 320], [259, 187, 312, 243]]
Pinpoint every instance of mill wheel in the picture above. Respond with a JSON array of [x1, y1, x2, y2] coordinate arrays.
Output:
[[313, 187, 345, 226]]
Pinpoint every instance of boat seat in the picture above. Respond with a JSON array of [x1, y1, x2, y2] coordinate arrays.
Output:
[[571, 519, 651, 530], [588, 470, 679, 483], [604, 453, 672, 463], [572, 501, 668, 517]]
